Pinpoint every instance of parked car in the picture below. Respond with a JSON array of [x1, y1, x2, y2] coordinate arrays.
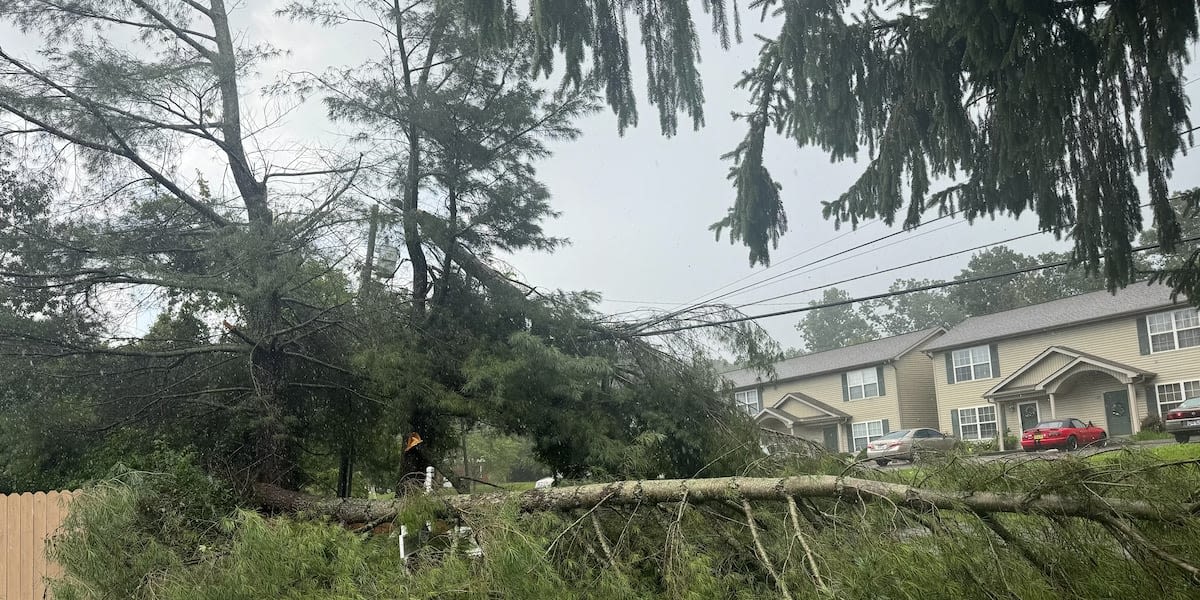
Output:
[[1020, 418, 1106, 451], [1164, 397, 1200, 443], [866, 428, 959, 466]]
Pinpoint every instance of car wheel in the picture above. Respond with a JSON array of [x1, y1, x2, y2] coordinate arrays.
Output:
[[1065, 436, 1078, 451], [1176, 433, 1191, 444], [875, 459, 890, 467], [1097, 433, 1108, 448]]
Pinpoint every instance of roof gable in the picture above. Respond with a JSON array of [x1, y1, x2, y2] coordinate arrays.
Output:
[[924, 282, 1184, 353], [722, 328, 943, 389], [986, 346, 1154, 398], [771, 392, 851, 420]]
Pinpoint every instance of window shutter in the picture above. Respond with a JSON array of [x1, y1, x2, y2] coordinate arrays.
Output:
[[1136, 317, 1151, 355], [841, 373, 849, 402], [876, 366, 886, 396], [988, 344, 1000, 379], [1146, 385, 1158, 418], [756, 387, 763, 412], [882, 419, 890, 434], [945, 353, 955, 384], [951, 409, 961, 438]]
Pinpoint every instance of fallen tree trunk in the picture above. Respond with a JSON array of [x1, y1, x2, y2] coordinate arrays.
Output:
[[254, 474, 1191, 523]]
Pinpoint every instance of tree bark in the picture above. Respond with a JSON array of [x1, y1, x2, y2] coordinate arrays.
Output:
[[255, 474, 1192, 524]]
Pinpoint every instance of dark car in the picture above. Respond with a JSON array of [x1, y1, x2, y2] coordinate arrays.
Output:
[[1164, 397, 1200, 443], [1020, 418, 1107, 451]]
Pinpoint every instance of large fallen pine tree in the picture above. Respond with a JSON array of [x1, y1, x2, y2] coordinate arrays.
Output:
[[47, 448, 1200, 599]]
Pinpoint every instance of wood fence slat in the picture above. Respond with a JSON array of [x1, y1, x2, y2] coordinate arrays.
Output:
[[20, 493, 33, 600], [32, 493, 46, 600], [1, 494, 10, 600], [0, 491, 76, 600]]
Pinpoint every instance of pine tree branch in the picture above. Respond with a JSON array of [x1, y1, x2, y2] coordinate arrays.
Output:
[[255, 474, 1195, 523]]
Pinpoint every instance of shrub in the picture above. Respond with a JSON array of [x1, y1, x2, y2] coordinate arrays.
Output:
[[1141, 414, 1166, 433]]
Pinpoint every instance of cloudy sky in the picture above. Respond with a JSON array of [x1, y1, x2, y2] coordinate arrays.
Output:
[[5, 3, 1199, 350]]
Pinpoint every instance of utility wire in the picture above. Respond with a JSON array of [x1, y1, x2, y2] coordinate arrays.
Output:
[[634, 235, 1199, 337], [650, 124, 1200, 324], [635, 210, 962, 331], [661, 219, 881, 311], [730, 229, 1046, 309]]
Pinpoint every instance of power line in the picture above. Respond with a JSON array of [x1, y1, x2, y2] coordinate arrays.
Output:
[[634, 236, 1198, 337], [661, 219, 882, 311], [719, 218, 968, 303], [634, 210, 963, 331], [730, 229, 1046, 310], [650, 124, 1200, 322]]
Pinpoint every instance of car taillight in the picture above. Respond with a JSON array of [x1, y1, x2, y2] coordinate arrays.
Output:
[[1168, 411, 1182, 420]]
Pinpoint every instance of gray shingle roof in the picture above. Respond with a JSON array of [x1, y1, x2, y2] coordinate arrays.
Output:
[[721, 328, 943, 390], [922, 282, 1186, 352]]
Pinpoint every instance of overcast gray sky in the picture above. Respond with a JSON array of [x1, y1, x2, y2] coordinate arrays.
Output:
[[105, 3, 1200, 350], [5, 3, 1198, 350]]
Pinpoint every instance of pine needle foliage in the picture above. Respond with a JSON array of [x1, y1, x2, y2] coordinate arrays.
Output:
[[50, 445, 1200, 600], [719, 0, 1198, 283]]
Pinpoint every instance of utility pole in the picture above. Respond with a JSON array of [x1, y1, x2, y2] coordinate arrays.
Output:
[[337, 204, 379, 499]]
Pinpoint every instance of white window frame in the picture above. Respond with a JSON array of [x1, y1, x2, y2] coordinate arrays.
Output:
[[851, 420, 885, 452], [951, 345, 993, 383], [734, 389, 760, 415], [845, 367, 881, 400], [1146, 308, 1200, 354], [1155, 380, 1200, 416], [958, 405, 999, 441]]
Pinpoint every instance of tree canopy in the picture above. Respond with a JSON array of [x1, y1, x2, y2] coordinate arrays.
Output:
[[711, 1, 1198, 299], [0, 0, 770, 494]]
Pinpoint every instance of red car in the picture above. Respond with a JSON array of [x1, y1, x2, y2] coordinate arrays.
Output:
[[1020, 418, 1108, 451]]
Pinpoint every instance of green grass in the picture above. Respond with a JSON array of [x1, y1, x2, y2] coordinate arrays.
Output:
[[1129, 429, 1174, 442], [1139, 442, 1200, 461], [501, 481, 537, 491]]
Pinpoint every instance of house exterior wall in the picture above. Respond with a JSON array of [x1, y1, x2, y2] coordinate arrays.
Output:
[[894, 351, 939, 430], [793, 425, 829, 446], [1007, 352, 1074, 388], [1053, 374, 1127, 433], [777, 397, 825, 419], [933, 309, 1200, 438], [758, 366, 903, 453]]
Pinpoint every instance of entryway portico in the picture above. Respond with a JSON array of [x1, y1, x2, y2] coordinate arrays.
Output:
[[984, 346, 1154, 450]]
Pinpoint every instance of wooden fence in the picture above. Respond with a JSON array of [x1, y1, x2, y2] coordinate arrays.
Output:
[[0, 491, 79, 600]]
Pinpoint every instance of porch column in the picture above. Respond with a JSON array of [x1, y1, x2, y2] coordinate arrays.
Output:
[[997, 401, 1007, 451], [1127, 382, 1141, 434], [1048, 392, 1057, 419]]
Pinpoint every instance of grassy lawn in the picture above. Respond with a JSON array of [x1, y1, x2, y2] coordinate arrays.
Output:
[[1128, 429, 1174, 442], [1126, 442, 1200, 461]]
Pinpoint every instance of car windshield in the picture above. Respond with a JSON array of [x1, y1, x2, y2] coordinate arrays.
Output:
[[1034, 420, 1070, 429], [878, 430, 909, 440], [1178, 398, 1200, 410]]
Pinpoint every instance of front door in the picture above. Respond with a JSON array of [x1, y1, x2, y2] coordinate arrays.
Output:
[[822, 425, 839, 452], [1103, 390, 1133, 437], [1018, 402, 1040, 432]]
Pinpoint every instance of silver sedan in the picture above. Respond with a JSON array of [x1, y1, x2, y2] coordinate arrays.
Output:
[[866, 428, 960, 466]]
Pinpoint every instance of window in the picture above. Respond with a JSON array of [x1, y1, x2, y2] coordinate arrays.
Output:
[[952, 346, 993, 382], [851, 420, 885, 451], [734, 389, 760, 415], [1156, 380, 1200, 415], [846, 367, 880, 400], [958, 405, 998, 441], [1147, 308, 1200, 353]]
